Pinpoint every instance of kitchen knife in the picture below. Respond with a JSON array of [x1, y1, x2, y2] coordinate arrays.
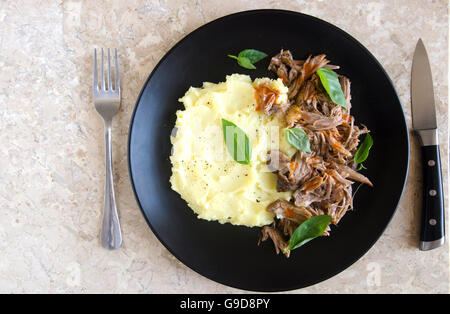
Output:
[[411, 39, 445, 251]]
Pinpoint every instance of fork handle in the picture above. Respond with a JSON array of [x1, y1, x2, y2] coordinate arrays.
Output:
[[100, 121, 122, 250]]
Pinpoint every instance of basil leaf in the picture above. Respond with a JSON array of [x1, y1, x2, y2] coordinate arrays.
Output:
[[316, 68, 348, 109], [286, 215, 332, 252], [354, 133, 373, 164], [222, 118, 251, 165], [237, 56, 256, 70], [285, 128, 312, 153], [227, 49, 267, 69], [238, 49, 268, 64]]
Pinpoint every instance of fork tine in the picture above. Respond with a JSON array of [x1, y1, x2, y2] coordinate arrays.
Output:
[[93, 48, 98, 91], [114, 48, 120, 92], [101, 48, 105, 90], [107, 48, 112, 91]]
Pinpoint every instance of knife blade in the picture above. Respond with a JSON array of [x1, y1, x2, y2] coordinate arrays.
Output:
[[411, 39, 437, 131], [411, 38, 445, 251]]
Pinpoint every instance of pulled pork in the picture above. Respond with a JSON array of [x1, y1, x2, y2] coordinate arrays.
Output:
[[259, 50, 372, 257]]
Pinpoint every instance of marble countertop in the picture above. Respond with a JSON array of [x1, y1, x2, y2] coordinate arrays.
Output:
[[0, 0, 448, 293]]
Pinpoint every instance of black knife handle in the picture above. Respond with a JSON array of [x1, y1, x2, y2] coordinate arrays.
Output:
[[419, 145, 445, 250]]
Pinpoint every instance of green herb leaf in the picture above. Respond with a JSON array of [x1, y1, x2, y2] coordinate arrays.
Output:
[[357, 163, 367, 171], [227, 49, 267, 69], [238, 49, 268, 64], [285, 128, 312, 153], [237, 57, 256, 69], [354, 133, 373, 164], [222, 118, 251, 165], [285, 215, 332, 253], [316, 68, 348, 109]]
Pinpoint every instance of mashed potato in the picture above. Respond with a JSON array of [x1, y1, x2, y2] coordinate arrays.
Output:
[[170, 74, 296, 227]]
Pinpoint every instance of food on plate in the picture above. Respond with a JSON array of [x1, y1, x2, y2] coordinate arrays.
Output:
[[170, 74, 296, 227], [259, 50, 373, 256], [170, 49, 373, 257]]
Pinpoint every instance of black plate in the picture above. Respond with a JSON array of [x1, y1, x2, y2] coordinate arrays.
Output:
[[128, 10, 409, 292]]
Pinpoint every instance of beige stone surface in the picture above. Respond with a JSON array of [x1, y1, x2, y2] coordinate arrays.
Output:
[[0, 0, 448, 293]]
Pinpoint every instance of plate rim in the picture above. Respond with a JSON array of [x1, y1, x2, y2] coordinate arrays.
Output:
[[127, 8, 411, 292]]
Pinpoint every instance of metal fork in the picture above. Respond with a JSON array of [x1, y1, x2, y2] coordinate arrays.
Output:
[[93, 48, 122, 250]]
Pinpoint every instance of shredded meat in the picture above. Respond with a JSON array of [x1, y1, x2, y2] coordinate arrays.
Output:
[[258, 50, 373, 257], [254, 82, 289, 116], [259, 224, 290, 257], [267, 199, 314, 224]]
